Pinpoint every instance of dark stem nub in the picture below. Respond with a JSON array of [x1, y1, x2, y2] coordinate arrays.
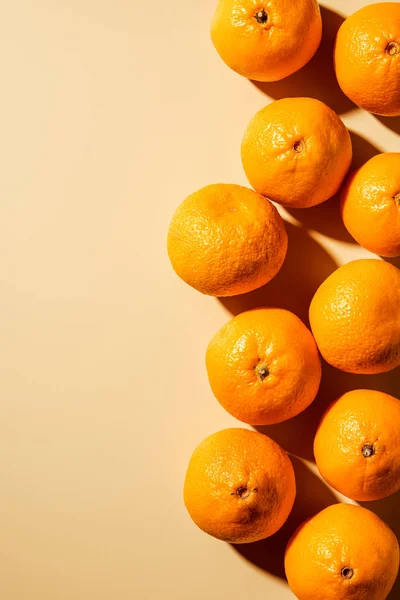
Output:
[[293, 140, 305, 153], [254, 9, 268, 23], [258, 367, 268, 380], [362, 444, 374, 458], [386, 41, 399, 56], [341, 567, 354, 580], [237, 486, 251, 499], [256, 363, 269, 381]]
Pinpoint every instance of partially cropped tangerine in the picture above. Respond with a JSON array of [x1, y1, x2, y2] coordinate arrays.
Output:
[[285, 504, 399, 600], [335, 3, 400, 116], [341, 153, 400, 257], [210, 0, 322, 82], [241, 98, 352, 208], [184, 428, 296, 543], [206, 308, 321, 425], [309, 259, 400, 374], [315, 389, 400, 501], [167, 184, 288, 296]]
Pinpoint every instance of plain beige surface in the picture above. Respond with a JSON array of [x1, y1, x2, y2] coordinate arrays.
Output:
[[0, 0, 399, 598]]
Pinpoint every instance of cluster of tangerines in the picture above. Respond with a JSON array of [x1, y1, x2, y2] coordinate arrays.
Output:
[[167, 2, 400, 599]]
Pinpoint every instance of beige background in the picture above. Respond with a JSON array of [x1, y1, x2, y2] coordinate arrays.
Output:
[[0, 0, 399, 598]]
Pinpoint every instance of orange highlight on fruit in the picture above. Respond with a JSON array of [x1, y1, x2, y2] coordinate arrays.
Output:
[[309, 259, 400, 374], [167, 184, 288, 296], [210, 0, 322, 82], [206, 308, 321, 425], [285, 504, 399, 600], [184, 428, 296, 543], [335, 2, 400, 116], [315, 389, 400, 501], [241, 98, 352, 208], [341, 153, 400, 257]]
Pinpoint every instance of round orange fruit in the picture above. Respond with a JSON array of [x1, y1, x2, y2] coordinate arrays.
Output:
[[210, 0, 322, 82], [314, 390, 400, 501], [184, 428, 296, 543], [167, 184, 288, 296], [309, 259, 400, 374], [334, 3, 400, 117], [206, 308, 321, 425], [341, 153, 400, 257], [241, 98, 352, 208], [285, 504, 399, 600]]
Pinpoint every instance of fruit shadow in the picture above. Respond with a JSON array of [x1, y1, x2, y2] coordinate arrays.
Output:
[[231, 456, 337, 580], [385, 256, 400, 269], [359, 491, 400, 600], [251, 6, 356, 115], [375, 115, 400, 135], [218, 222, 337, 326], [255, 361, 400, 462], [285, 131, 382, 244]]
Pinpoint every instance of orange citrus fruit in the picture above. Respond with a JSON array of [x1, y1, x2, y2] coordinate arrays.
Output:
[[309, 259, 400, 374], [341, 153, 400, 257], [285, 504, 399, 600], [184, 428, 296, 543], [241, 98, 352, 208], [335, 3, 400, 116], [314, 389, 400, 501], [167, 184, 288, 296], [206, 308, 321, 425], [210, 0, 322, 82]]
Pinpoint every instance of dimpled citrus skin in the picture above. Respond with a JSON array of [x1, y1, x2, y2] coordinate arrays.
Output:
[[314, 390, 400, 502], [206, 308, 321, 425], [167, 184, 288, 296], [184, 428, 296, 543], [341, 153, 400, 257], [210, 0, 322, 82], [334, 3, 400, 117], [309, 259, 400, 374], [241, 98, 352, 208], [285, 504, 399, 600]]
